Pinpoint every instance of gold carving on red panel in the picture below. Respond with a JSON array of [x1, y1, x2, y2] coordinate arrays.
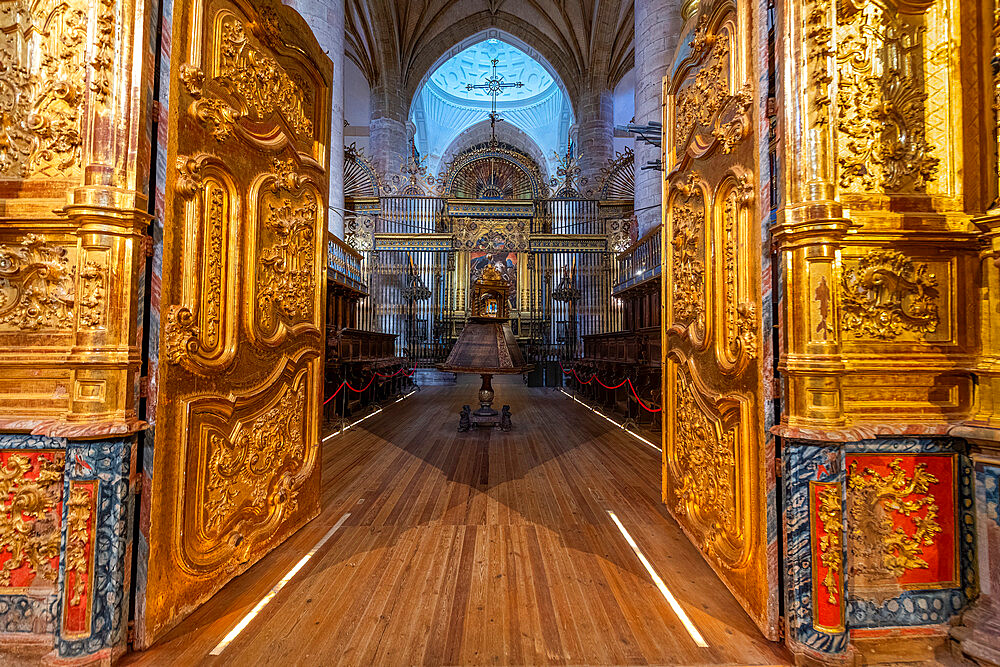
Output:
[[816, 485, 843, 604], [0, 452, 65, 587], [840, 249, 940, 340], [64, 484, 92, 605], [217, 19, 313, 137], [0, 234, 75, 331], [0, 0, 87, 179], [847, 458, 942, 592]]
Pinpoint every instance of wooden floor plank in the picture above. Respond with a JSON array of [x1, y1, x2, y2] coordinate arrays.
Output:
[[124, 376, 791, 666]]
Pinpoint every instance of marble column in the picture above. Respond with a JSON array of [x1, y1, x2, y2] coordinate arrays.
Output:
[[576, 87, 614, 196], [633, 0, 683, 233], [283, 0, 346, 237]]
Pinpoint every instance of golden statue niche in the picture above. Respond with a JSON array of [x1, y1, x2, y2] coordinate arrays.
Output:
[[440, 264, 530, 430]]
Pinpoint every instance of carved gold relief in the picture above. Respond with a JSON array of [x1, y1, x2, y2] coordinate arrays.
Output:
[[672, 366, 737, 547], [835, 3, 939, 192], [817, 485, 844, 605], [840, 249, 939, 340], [0, 234, 75, 331], [217, 19, 313, 137], [674, 39, 730, 147], [64, 484, 92, 605], [204, 379, 305, 536], [257, 194, 317, 330], [847, 458, 942, 590], [669, 177, 706, 336], [0, 0, 87, 179], [79, 260, 107, 329], [192, 97, 242, 143], [0, 452, 65, 588], [90, 0, 114, 105], [720, 178, 757, 367]]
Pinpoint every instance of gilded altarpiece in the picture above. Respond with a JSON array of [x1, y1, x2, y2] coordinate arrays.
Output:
[[136, 0, 332, 646], [662, 0, 778, 638]]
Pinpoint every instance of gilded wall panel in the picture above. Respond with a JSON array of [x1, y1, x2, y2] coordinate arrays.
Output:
[[662, 0, 776, 639], [138, 0, 331, 648]]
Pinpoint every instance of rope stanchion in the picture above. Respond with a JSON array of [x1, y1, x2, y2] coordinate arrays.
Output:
[[323, 365, 417, 405], [558, 361, 661, 413]]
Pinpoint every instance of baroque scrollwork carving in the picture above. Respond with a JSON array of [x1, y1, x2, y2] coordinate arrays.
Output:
[[79, 261, 107, 328], [257, 194, 317, 330], [0, 453, 65, 587], [90, 0, 115, 104], [674, 39, 730, 146], [204, 381, 306, 535], [63, 484, 92, 605], [722, 182, 757, 360], [192, 97, 242, 143], [835, 5, 939, 192], [840, 249, 939, 340], [670, 178, 706, 330], [218, 19, 313, 138], [452, 218, 530, 252], [0, 234, 75, 331], [0, 0, 87, 179], [672, 368, 736, 554], [816, 484, 844, 605], [847, 458, 942, 589]]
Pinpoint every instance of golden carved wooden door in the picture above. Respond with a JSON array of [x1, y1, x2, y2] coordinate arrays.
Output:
[[137, 0, 332, 646], [661, 0, 778, 638]]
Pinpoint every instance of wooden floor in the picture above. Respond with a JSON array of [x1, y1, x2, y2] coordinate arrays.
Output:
[[125, 376, 791, 666]]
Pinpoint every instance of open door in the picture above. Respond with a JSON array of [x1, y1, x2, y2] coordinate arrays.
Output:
[[661, 0, 779, 638], [136, 0, 332, 646]]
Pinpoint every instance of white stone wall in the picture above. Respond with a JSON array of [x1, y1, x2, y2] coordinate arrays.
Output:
[[283, 0, 346, 237], [634, 0, 681, 233]]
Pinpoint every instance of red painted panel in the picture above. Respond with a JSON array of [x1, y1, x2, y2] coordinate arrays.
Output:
[[0, 450, 64, 592]]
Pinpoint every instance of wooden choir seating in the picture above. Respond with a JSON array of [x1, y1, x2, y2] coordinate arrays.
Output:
[[567, 224, 662, 429], [325, 235, 411, 422]]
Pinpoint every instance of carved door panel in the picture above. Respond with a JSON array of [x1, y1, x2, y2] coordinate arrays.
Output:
[[662, 1, 778, 638], [137, 0, 332, 646]]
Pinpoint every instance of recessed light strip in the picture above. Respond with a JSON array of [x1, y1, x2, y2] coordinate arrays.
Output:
[[558, 388, 662, 452], [209, 512, 352, 656], [607, 510, 709, 648], [322, 390, 417, 443]]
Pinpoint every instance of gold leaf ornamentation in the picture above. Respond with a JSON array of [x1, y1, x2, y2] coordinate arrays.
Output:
[[192, 97, 242, 142], [164, 305, 198, 365], [0, 453, 65, 587], [79, 261, 107, 329], [0, 0, 87, 179], [847, 458, 942, 583], [179, 64, 205, 99], [674, 39, 730, 146], [840, 249, 939, 340], [816, 485, 844, 605], [90, 0, 115, 104], [673, 369, 736, 552], [0, 234, 75, 330], [723, 184, 757, 359], [217, 19, 313, 138], [670, 179, 705, 329], [257, 195, 317, 329], [805, 0, 834, 124], [63, 485, 92, 605], [204, 382, 306, 535], [835, 6, 939, 192]]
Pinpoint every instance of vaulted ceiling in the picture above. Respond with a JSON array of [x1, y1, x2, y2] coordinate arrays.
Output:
[[345, 0, 634, 114]]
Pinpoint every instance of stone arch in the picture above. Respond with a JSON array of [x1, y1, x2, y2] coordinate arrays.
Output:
[[436, 118, 550, 183]]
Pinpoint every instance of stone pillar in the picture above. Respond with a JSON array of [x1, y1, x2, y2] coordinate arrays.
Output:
[[576, 87, 614, 196], [283, 0, 346, 237], [370, 70, 408, 187], [634, 0, 683, 233]]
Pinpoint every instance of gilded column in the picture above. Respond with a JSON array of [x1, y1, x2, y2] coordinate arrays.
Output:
[[0, 0, 156, 660]]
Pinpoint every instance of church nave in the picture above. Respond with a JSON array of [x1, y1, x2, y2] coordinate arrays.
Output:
[[122, 376, 789, 666]]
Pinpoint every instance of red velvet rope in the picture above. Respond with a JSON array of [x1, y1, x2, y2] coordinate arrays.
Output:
[[558, 362, 662, 413], [323, 366, 416, 405]]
